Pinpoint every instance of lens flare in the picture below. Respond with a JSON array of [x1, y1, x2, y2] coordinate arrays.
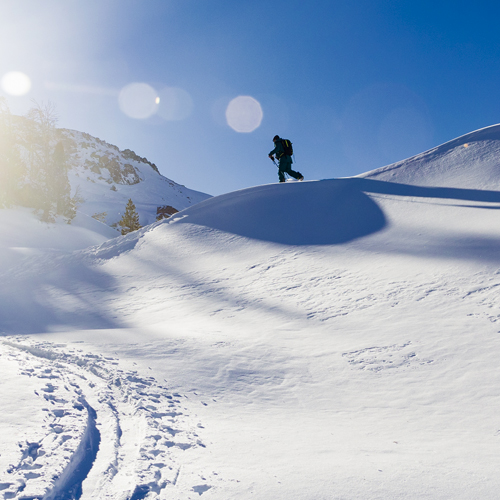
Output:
[[118, 82, 158, 119], [1, 71, 32, 96], [157, 87, 194, 121], [226, 96, 263, 133]]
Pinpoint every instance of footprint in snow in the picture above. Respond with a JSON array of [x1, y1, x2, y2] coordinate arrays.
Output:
[[0, 337, 218, 500], [342, 341, 434, 372]]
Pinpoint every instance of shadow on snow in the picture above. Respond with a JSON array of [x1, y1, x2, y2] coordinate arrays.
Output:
[[350, 177, 500, 203], [173, 179, 387, 246], [174, 178, 500, 250]]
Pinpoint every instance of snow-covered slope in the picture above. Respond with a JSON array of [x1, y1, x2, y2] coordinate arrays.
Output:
[[1, 125, 500, 499], [59, 128, 211, 227], [0, 207, 118, 273], [359, 123, 500, 189]]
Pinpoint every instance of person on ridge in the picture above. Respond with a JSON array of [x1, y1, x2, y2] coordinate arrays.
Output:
[[268, 135, 304, 183]]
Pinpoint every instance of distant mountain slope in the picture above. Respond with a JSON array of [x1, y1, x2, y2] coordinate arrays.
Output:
[[58, 128, 211, 228], [359, 123, 500, 190]]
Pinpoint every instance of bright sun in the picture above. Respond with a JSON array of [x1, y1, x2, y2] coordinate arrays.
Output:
[[1, 71, 32, 96]]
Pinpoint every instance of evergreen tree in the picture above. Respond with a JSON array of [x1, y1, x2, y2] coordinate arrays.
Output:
[[118, 199, 141, 235], [23, 100, 59, 221], [18, 101, 81, 223], [52, 141, 76, 222], [61, 185, 83, 225], [0, 98, 25, 207], [0, 100, 81, 221]]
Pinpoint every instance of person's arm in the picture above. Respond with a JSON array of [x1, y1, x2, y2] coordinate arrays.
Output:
[[269, 141, 283, 159]]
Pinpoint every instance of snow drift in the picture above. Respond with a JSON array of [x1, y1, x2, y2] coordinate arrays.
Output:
[[169, 179, 387, 245]]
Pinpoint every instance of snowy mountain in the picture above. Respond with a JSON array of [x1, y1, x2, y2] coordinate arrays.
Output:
[[1, 124, 500, 499], [58, 128, 211, 228], [0, 103, 210, 230]]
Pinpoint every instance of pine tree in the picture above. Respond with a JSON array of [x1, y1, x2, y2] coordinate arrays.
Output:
[[24, 100, 59, 221], [52, 141, 76, 222], [0, 98, 25, 207], [62, 185, 83, 225], [118, 199, 141, 235]]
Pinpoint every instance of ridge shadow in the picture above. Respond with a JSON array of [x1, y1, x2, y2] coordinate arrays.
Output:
[[350, 177, 500, 203], [175, 179, 387, 245]]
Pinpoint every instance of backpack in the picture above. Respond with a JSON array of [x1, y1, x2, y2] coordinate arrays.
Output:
[[281, 139, 293, 157]]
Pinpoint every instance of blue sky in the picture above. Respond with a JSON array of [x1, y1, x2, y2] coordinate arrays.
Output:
[[1, 0, 499, 196]]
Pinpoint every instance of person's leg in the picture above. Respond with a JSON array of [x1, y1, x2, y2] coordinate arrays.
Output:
[[278, 159, 287, 182], [278, 167, 286, 182], [287, 168, 303, 180], [284, 161, 303, 180]]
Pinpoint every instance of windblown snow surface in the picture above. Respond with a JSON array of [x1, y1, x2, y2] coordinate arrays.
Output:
[[2, 124, 500, 499]]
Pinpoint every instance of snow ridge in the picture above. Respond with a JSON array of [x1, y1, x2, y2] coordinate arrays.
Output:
[[359, 123, 500, 190]]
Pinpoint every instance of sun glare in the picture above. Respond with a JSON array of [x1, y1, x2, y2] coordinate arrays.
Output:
[[118, 82, 158, 119], [157, 87, 194, 121], [1, 71, 32, 96], [226, 96, 263, 133]]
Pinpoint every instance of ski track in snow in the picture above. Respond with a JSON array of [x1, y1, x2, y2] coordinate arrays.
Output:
[[0, 338, 216, 500]]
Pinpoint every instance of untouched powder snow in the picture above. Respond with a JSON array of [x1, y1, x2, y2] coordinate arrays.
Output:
[[360, 123, 500, 190], [2, 124, 500, 499]]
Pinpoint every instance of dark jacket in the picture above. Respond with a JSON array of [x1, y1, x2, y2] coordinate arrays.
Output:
[[269, 138, 292, 165]]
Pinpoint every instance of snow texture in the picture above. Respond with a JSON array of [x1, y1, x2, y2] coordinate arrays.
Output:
[[2, 124, 500, 499]]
